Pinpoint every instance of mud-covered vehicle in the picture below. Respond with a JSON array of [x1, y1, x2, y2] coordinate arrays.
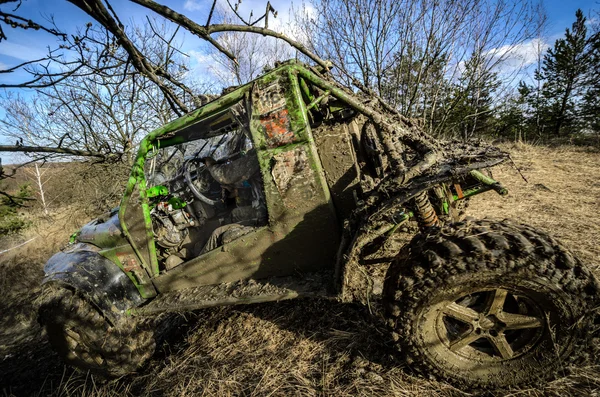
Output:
[[38, 60, 599, 389]]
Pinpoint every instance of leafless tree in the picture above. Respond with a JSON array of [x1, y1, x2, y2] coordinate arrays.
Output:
[[202, 4, 293, 86], [211, 29, 293, 86], [0, 0, 328, 159], [0, 19, 209, 164], [294, 0, 545, 136], [23, 162, 53, 216]]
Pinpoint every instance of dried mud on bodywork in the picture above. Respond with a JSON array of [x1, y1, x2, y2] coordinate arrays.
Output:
[[4, 59, 599, 394]]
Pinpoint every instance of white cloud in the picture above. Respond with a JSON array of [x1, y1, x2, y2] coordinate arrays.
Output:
[[188, 49, 213, 68], [487, 38, 549, 68], [0, 42, 47, 62], [185, 49, 223, 83], [482, 38, 550, 81], [183, 0, 204, 12]]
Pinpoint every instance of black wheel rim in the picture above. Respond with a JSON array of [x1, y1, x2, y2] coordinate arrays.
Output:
[[435, 288, 546, 361]]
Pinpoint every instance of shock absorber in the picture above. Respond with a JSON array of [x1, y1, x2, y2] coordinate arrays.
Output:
[[414, 190, 441, 228]]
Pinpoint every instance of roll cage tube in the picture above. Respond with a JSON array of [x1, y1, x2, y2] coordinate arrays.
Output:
[[119, 60, 426, 278]]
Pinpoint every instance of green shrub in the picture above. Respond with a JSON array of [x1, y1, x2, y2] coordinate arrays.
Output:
[[0, 184, 32, 236]]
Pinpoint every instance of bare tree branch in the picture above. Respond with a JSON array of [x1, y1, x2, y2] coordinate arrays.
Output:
[[210, 24, 329, 70], [67, 0, 192, 114], [0, 144, 120, 159], [130, 0, 237, 63], [226, 0, 252, 27], [129, 0, 330, 70], [205, 0, 217, 28], [0, 0, 21, 6], [0, 12, 67, 41], [145, 16, 188, 58], [0, 189, 34, 206]]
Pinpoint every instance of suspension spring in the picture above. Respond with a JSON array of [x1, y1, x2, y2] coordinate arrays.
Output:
[[414, 190, 440, 228]]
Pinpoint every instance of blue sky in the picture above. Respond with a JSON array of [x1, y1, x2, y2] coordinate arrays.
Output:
[[0, 0, 298, 85], [0, 0, 597, 88], [545, 0, 596, 34]]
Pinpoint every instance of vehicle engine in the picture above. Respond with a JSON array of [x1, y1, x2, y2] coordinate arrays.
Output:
[[152, 202, 195, 249]]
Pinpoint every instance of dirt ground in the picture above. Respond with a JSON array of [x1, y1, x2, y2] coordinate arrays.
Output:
[[1, 143, 599, 396]]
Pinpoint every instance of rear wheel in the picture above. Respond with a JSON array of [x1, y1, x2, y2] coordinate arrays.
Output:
[[39, 286, 155, 377], [383, 219, 599, 389]]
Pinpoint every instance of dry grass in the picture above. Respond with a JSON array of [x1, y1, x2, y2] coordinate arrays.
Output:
[[0, 206, 95, 397], [1, 143, 599, 397], [469, 142, 600, 270]]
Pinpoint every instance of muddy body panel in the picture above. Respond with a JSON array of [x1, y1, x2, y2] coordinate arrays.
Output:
[[75, 208, 156, 298], [42, 243, 145, 322], [311, 121, 362, 220], [153, 206, 339, 291], [134, 272, 332, 316], [77, 208, 128, 249]]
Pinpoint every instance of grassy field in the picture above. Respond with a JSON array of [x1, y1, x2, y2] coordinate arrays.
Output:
[[0, 143, 599, 396]]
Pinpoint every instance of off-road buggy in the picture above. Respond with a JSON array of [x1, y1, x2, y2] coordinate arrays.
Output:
[[38, 60, 599, 389]]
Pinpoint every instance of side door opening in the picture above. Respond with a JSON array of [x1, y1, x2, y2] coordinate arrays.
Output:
[[144, 102, 268, 272]]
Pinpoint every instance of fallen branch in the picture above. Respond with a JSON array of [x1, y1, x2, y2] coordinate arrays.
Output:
[[0, 144, 119, 159], [0, 237, 37, 255]]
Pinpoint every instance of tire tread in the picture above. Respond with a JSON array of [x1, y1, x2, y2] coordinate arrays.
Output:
[[382, 218, 599, 389]]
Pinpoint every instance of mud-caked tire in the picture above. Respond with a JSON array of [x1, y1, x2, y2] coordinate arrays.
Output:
[[38, 286, 155, 377], [383, 219, 599, 389]]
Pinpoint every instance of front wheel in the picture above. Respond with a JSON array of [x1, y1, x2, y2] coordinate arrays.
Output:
[[383, 219, 599, 389], [38, 286, 155, 377]]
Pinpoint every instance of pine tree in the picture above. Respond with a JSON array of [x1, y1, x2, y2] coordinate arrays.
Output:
[[539, 9, 597, 137], [381, 42, 451, 132], [581, 20, 600, 137], [515, 78, 553, 141], [447, 52, 500, 140], [495, 95, 524, 141]]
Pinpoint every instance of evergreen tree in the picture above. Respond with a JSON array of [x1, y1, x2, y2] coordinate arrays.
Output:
[[381, 42, 451, 132], [496, 89, 527, 141], [515, 79, 553, 141], [539, 9, 598, 137], [447, 52, 500, 140], [581, 22, 600, 137], [581, 88, 600, 136]]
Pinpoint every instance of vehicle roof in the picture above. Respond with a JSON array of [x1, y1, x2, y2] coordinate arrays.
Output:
[[144, 60, 309, 146]]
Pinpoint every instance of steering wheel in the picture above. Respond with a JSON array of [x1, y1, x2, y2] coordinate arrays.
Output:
[[183, 158, 221, 206]]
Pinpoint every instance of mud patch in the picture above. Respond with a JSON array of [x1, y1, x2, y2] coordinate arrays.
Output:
[[0, 267, 64, 395]]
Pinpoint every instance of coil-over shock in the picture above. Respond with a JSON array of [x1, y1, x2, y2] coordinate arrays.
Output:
[[413, 190, 440, 228]]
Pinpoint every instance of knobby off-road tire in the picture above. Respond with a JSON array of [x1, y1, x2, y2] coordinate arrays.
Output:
[[38, 286, 155, 377], [383, 219, 599, 389]]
